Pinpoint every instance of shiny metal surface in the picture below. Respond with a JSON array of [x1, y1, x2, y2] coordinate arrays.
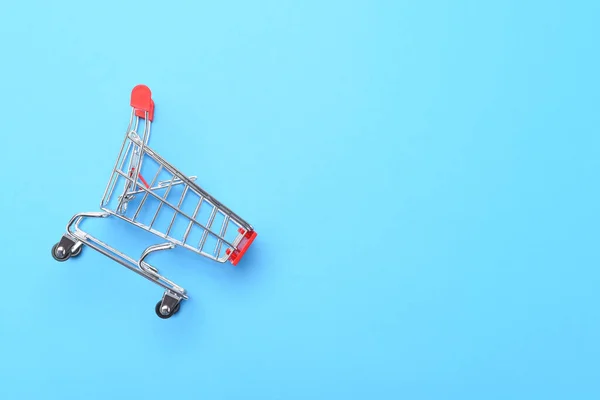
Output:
[[56, 98, 254, 312]]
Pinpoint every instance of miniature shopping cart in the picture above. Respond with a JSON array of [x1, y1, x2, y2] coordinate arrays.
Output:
[[52, 85, 257, 319]]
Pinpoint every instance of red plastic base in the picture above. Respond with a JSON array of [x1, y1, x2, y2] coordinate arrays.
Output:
[[226, 229, 257, 266]]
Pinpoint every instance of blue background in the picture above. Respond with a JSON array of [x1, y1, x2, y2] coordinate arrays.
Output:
[[1, 0, 598, 398]]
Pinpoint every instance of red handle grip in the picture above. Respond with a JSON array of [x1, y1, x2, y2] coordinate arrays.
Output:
[[130, 85, 153, 118]]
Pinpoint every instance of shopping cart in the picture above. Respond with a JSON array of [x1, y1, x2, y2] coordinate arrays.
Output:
[[52, 85, 257, 318]]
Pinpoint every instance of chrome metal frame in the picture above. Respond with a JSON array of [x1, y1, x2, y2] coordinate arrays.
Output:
[[53, 93, 255, 318]]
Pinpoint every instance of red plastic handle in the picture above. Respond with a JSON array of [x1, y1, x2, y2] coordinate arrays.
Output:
[[130, 85, 153, 114]]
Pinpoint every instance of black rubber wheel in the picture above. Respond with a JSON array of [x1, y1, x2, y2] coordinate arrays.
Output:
[[70, 245, 83, 258], [51, 243, 70, 262], [155, 300, 181, 319]]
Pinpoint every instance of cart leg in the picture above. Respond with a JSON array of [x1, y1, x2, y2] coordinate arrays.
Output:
[[155, 290, 183, 319], [52, 235, 83, 262]]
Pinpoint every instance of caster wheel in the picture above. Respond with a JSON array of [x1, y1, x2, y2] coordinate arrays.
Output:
[[51, 243, 70, 262], [70, 244, 83, 258], [155, 300, 180, 319]]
